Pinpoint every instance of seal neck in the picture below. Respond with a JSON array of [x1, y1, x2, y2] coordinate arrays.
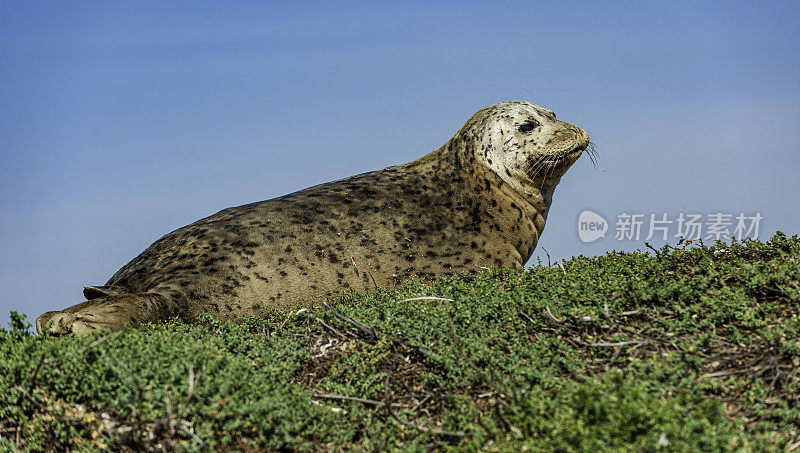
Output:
[[412, 139, 558, 265], [468, 153, 558, 263], [440, 136, 558, 216]]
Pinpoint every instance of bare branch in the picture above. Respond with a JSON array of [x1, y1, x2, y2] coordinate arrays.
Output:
[[702, 364, 772, 378], [43, 332, 118, 365], [312, 393, 385, 407], [541, 247, 552, 267], [518, 310, 536, 325], [388, 409, 465, 438], [312, 315, 347, 338], [397, 296, 454, 303], [543, 306, 565, 323], [0, 373, 42, 409], [583, 340, 645, 348], [108, 359, 144, 411], [178, 363, 202, 416], [323, 302, 379, 338]]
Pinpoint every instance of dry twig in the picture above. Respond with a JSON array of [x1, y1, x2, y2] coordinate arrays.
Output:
[[584, 340, 646, 348], [323, 302, 380, 338], [0, 373, 42, 409], [398, 296, 454, 303], [543, 306, 565, 323], [388, 409, 465, 438], [311, 313, 347, 338], [43, 332, 118, 365], [541, 247, 552, 267], [518, 310, 536, 325], [312, 393, 385, 407]]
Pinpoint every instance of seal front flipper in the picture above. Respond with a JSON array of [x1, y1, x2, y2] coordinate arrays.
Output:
[[36, 293, 174, 335]]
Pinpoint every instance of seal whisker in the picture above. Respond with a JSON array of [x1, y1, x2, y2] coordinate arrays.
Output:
[[545, 159, 558, 181], [586, 136, 600, 170], [528, 160, 549, 180], [522, 89, 539, 104]]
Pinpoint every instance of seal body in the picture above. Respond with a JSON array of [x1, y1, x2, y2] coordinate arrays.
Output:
[[37, 101, 591, 334]]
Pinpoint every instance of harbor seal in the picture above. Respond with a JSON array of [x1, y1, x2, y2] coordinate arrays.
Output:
[[37, 101, 593, 335]]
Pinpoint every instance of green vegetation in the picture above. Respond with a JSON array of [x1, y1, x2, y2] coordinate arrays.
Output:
[[2, 233, 799, 451]]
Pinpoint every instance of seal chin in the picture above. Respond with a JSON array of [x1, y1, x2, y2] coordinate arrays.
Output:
[[527, 143, 586, 180], [564, 143, 587, 161], [558, 143, 589, 166]]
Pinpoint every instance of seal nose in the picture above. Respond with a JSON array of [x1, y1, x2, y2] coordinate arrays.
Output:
[[570, 125, 590, 150]]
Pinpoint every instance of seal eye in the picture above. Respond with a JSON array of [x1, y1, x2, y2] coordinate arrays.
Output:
[[518, 121, 537, 133]]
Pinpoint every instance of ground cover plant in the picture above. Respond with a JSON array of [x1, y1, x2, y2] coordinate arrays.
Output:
[[1, 233, 799, 451]]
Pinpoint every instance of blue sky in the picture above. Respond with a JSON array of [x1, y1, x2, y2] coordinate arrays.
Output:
[[1, 2, 799, 327]]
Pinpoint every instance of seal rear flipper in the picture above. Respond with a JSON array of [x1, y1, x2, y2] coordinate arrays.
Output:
[[36, 293, 173, 335], [83, 285, 129, 300]]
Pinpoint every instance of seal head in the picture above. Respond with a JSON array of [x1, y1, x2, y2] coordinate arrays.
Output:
[[455, 101, 590, 199]]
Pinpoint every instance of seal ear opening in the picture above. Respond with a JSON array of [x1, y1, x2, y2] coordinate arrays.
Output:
[[83, 285, 125, 300]]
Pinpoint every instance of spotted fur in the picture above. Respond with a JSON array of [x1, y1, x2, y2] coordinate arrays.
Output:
[[37, 101, 589, 334]]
